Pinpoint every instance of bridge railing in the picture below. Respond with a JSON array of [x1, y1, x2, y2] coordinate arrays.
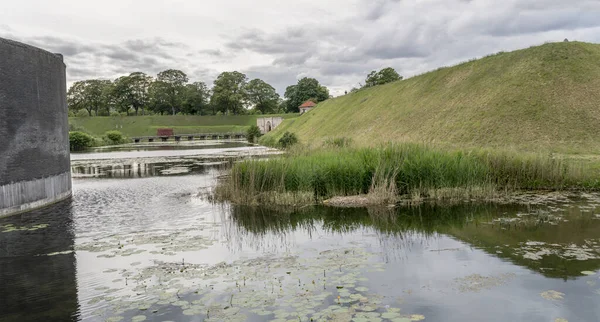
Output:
[[131, 132, 247, 143]]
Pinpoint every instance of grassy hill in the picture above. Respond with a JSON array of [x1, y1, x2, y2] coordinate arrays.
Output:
[[264, 42, 600, 153], [69, 114, 298, 137]]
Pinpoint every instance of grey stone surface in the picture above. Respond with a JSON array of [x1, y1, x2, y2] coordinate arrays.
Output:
[[0, 37, 71, 216], [257, 117, 283, 134]]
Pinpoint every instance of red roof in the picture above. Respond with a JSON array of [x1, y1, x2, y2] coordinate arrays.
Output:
[[299, 100, 317, 108]]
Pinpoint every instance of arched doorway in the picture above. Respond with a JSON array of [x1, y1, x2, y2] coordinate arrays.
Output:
[[266, 121, 272, 132]]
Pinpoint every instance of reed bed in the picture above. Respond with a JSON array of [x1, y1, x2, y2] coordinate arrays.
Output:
[[215, 144, 598, 205]]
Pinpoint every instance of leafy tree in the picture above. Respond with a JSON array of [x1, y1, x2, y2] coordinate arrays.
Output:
[[211, 71, 248, 115], [148, 81, 171, 115], [364, 67, 402, 88], [284, 78, 329, 113], [152, 69, 189, 115], [67, 79, 112, 116], [104, 130, 125, 144], [277, 99, 288, 114], [245, 79, 279, 114], [182, 82, 210, 115], [246, 125, 263, 143], [279, 131, 298, 148], [69, 131, 94, 151], [112, 72, 153, 115]]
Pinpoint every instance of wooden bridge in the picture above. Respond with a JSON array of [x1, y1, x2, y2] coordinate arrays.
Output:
[[131, 132, 246, 143]]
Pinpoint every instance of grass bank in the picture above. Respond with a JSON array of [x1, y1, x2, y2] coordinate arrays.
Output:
[[262, 42, 600, 154], [69, 114, 298, 138], [215, 144, 600, 206]]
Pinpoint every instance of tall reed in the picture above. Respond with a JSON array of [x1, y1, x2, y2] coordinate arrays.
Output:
[[215, 144, 596, 205]]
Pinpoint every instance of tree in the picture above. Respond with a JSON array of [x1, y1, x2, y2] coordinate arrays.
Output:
[[112, 72, 153, 116], [153, 69, 189, 115], [67, 79, 112, 116], [245, 79, 280, 114], [364, 67, 402, 88], [246, 125, 262, 143], [283, 77, 329, 113], [148, 81, 171, 115], [182, 82, 211, 115], [210, 71, 248, 115]]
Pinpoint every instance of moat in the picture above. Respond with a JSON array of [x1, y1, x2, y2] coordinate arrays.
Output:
[[1, 142, 599, 322]]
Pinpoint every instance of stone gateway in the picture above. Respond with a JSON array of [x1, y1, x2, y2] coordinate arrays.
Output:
[[256, 117, 283, 134], [0, 38, 71, 217]]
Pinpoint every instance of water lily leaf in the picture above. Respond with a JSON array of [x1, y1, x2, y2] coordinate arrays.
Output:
[[131, 315, 147, 322], [382, 312, 401, 319], [541, 290, 565, 301], [106, 317, 123, 322]]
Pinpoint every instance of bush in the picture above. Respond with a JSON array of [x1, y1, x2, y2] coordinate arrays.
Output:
[[247, 125, 263, 143], [110, 111, 120, 117], [75, 109, 90, 117], [279, 132, 298, 148], [69, 131, 94, 151], [68, 111, 75, 117], [104, 130, 125, 144]]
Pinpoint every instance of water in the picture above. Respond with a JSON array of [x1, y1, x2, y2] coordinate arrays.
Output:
[[1, 142, 600, 322]]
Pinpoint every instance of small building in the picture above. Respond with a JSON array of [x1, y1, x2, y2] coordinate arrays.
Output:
[[257, 117, 283, 134], [299, 100, 316, 114]]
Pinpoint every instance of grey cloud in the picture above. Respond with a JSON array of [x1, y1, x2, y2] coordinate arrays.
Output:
[[228, 0, 600, 95], [363, 0, 402, 21], [227, 27, 318, 55], [484, 9, 600, 37], [244, 65, 305, 94], [5, 34, 216, 84], [273, 53, 312, 67], [199, 49, 224, 57], [5, 0, 600, 97]]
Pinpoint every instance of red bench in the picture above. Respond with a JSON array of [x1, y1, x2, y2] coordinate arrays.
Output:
[[157, 128, 174, 136]]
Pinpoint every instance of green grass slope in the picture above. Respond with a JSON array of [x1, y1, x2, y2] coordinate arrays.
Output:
[[265, 42, 600, 153], [69, 114, 298, 137]]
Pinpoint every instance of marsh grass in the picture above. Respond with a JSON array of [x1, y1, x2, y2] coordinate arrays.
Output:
[[215, 144, 598, 206]]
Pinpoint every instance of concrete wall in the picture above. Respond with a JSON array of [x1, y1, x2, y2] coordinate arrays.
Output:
[[0, 37, 71, 217], [257, 117, 283, 134]]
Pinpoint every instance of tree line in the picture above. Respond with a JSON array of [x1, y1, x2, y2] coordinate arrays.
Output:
[[67, 67, 402, 117]]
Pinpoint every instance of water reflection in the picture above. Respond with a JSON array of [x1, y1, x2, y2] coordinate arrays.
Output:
[[227, 202, 600, 279], [71, 160, 218, 178], [5, 138, 600, 321], [0, 200, 77, 321], [87, 140, 249, 153]]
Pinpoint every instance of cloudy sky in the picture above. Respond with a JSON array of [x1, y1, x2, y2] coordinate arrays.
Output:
[[2, 0, 600, 96]]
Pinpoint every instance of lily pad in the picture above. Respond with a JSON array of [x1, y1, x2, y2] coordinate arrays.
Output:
[[541, 290, 565, 301], [131, 315, 147, 322]]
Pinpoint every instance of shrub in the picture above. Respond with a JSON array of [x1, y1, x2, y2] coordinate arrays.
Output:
[[279, 132, 298, 148], [69, 131, 94, 151], [247, 125, 263, 143], [110, 111, 120, 117], [75, 109, 90, 117], [68, 111, 75, 117], [104, 130, 125, 144]]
